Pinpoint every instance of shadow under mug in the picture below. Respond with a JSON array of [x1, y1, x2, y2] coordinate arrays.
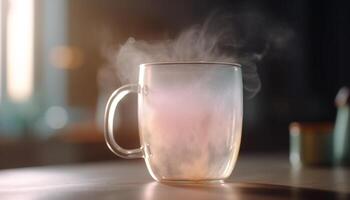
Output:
[[104, 62, 243, 182]]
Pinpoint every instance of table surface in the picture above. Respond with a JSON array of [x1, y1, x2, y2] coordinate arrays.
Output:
[[0, 154, 349, 200]]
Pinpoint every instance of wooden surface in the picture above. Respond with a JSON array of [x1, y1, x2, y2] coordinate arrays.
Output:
[[0, 154, 349, 199]]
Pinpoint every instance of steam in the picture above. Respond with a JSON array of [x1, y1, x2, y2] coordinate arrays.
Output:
[[103, 12, 294, 98]]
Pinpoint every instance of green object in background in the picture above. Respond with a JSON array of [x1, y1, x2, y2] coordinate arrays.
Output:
[[333, 87, 350, 166]]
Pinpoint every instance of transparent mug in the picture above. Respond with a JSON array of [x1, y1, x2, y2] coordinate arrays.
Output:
[[104, 62, 243, 182]]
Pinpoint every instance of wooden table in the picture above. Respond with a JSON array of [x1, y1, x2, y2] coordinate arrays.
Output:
[[0, 154, 349, 199]]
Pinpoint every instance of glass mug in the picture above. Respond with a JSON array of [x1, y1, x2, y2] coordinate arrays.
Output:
[[104, 62, 243, 182]]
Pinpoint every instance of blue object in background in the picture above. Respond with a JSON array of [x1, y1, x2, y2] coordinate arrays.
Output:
[[333, 87, 350, 166]]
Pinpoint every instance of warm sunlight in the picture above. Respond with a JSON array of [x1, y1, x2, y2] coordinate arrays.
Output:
[[0, 1, 2, 102], [6, 0, 34, 102]]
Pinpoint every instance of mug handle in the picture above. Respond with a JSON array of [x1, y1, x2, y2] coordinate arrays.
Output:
[[104, 84, 143, 159]]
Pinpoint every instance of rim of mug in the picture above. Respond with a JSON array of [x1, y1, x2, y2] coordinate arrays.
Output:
[[140, 61, 241, 68]]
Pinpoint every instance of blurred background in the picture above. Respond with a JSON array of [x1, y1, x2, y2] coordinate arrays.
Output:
[[0, 0, 349, 169]]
